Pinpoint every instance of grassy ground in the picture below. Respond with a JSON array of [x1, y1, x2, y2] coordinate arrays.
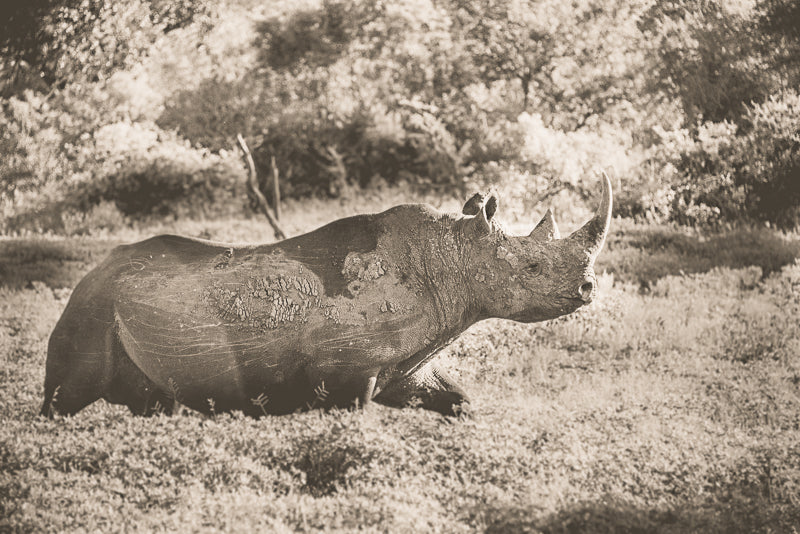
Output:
[[2, 201, 800, 532]]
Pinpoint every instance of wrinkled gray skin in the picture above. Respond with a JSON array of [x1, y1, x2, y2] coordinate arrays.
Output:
[[41, 175, 612, 418]]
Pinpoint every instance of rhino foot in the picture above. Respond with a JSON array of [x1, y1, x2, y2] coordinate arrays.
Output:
[[374, 362, 471, 418], [40, 383, 100, 418]]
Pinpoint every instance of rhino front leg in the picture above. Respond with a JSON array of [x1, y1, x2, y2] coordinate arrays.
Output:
[[374, 362, 471, 417], [360, 374, 378, 408], [307, 367, 380, 411]]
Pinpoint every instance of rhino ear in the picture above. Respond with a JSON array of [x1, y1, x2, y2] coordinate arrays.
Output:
[[529, 208, 560, 241], [485, 193, 498, 220], [462, 192, 485, 215], [466, 193, 498, 237]]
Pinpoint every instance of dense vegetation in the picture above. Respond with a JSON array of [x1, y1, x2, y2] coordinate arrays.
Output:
[[1, 3, 799, 530], [2, 209, 800, 532], [1, 0, 798, 234]]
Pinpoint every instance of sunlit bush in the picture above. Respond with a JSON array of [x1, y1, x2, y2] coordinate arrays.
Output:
[[2, 118, 247, 234], [78, 122, 247, 218], [520, 113, 643, 189], [650, 89, 800, 227]]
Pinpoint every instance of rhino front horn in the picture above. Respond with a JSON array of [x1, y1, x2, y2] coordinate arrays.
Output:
[[567, 171, 613, 258]]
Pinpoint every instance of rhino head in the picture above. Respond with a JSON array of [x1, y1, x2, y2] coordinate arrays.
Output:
[[461, 173, 612, 323]]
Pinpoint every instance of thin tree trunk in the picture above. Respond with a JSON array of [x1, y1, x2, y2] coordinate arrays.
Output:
[[270, 155, 282, 221], [237, 134, 287, 241]]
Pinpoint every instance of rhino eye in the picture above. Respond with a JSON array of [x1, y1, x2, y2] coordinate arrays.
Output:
[[525, 262, 542, 276]]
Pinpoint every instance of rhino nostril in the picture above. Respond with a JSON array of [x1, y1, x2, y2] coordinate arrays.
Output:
[[578, 280, 595, 301]]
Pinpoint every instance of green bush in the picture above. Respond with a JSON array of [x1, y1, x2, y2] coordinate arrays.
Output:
[[3, 0, 799, 231], [1, 0, 212, 96], [156, 0, 539, 199], [255, 0, 366, 71], [740, 90, 800, 226], [252, 103, 464, 198], [2, 117, 248, 234], [157, 75, 267, 153], [0, 93, 74, 198], [75, 124, 247, 219], [1, 0, 160, 94], [639, 0, 772, 125], [665, 90, 800, 227]]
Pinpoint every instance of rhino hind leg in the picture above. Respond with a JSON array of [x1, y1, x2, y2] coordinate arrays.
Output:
[[104, 336, 174, 416], [40, 328, 173, 417], [375, 362, 471, 417], [40, 379, 101, 418], [40, 331, 110, 417]]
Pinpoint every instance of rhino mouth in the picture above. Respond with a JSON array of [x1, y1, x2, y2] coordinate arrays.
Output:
[[509, 297, 585, 322], [562, 297, 587, 309], [550, 297, 589, 317]]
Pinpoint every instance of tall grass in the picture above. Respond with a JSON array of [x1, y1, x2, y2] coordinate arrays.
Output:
[[1, 218, 799, 532]]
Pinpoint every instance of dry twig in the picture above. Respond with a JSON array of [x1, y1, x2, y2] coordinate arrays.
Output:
[[236, 133, 287, 240], [270, 155, 281, 221]]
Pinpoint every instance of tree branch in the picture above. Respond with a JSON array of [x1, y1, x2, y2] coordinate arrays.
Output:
[[236, 133, 287, 241], [270, 155, 281, 221]]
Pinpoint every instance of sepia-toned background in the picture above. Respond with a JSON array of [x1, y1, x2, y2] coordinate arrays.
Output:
[[1, 0, 799, 531]]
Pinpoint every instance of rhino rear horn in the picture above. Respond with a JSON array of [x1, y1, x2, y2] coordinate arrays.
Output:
[[567, 171, 613, 258], [529, 208, 560, 241]]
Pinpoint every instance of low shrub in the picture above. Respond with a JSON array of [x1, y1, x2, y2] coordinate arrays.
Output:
[[640, 89, 800, 228], [251, 102, 466, 199], [78, 153, 246, 219], [293, 439, 373, 496], [595, 221, 800, 288], [2, 120, 249, 234], [3, 221, 800, 532]]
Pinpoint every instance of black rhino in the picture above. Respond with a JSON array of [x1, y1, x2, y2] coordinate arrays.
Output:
[[41, 174, 612, 417]]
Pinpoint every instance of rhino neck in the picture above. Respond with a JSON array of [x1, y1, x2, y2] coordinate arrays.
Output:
[[405, 222, 481, 340]]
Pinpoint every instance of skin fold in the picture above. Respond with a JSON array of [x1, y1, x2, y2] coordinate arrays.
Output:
[[41, 174, 612, 418]]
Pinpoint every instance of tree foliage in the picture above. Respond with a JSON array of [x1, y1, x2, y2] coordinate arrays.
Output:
[[0, 0, 208, 95], [1, 0, 798, 231]]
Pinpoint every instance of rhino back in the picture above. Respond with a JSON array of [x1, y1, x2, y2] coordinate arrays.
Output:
[[109, 212, 437, 406], [276, 213, 381, 297], [52, 207, 456, 412]]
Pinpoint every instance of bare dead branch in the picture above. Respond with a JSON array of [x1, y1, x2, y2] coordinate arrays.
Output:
[[270, 155, 281, 221], [236, 133, 287, 241]]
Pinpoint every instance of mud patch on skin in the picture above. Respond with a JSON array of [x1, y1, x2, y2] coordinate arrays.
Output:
[[343, 251, 387, 280], [214, 248, 234, 270], [342, 251, 390, 299], [379, 300, 405, 313], [322, 304, 341, 323], [278, 214, 381, 298], [203, 284, 253, 323], [474, 261, 495, 284], [324, 249, 415, 326], [496, 245, 520, 268], [202, 270, 323, 331]]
